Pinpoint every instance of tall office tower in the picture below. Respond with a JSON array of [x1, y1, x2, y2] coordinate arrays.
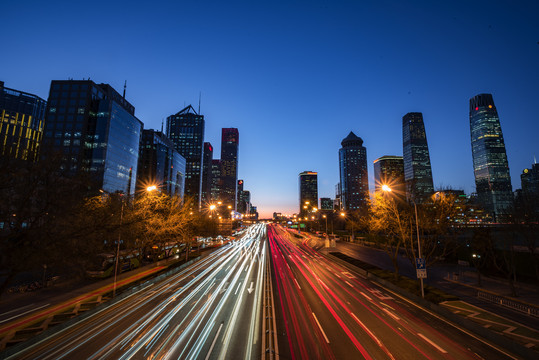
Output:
[[299, 171, 318, 216], [469, 94, 513, 221], [210, 159, 222, 203], [42, 80, 142, 195], [0, 81, 46, 162], [137, 129, 186, 197], [373, 155, 405, 194], [320, 197, 333, 211], [166, 105, 204, 207], [201, 142, 214, 205], [220, 128, 239, 210], [339, 132, 369, 211], [520, 161, 539, 221], [243, 190, 251, 213], [237, 179, 247, 213], [402, 112, 434, 203]]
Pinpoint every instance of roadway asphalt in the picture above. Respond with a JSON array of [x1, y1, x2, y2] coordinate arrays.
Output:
[[268, 224, 519, 360], [325, 239, 539, 330], [2, 223, 267, 360]]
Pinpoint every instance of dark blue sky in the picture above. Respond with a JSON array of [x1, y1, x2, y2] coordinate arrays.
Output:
[[2, 0, 538, 217]]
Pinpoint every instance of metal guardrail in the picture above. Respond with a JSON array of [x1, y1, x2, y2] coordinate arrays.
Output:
[[261, 247, 279, 360], [477, 291, 539, 317]]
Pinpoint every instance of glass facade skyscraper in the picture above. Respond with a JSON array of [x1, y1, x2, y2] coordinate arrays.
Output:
[[402, 112, 434, 203], [469, 94, 513, 221], [137, 129, 186, 197], [339, 132, 369, 211], [0, 81, 46, 162], [220, 128, 239, 210], [373, 155, 404, 196], [211, 159, 222, 203], [42, 80, 142, 195], [166, 105, 204, 207], [201, 142, 214, 205], [299, 171, 318, 216]]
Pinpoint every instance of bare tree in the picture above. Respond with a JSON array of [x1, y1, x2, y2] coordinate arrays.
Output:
[[369, 192, 414, 281]]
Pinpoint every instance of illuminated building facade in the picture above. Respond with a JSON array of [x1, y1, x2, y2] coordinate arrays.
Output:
[[201, 142, 214, 205], [166, 105, 205, 207], [211, 159, 221, 203], [42, 80, 142, 195], [237, 179, 249, 214], [220, 128, 239, 210], [299, 171, 318, 215], [0, 81, 46, 162], [137, 129, 186, 197], [469, 94, 513, 221], [402, 112, 434, 203], [320, 197, 333, 211], [339, 131, 369, 211]]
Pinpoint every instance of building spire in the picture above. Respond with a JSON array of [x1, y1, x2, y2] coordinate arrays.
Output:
[[123, 80, 127, 99], [198, 91, 201, 114]]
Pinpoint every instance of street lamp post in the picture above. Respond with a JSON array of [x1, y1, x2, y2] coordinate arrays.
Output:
[[382, 185, 424, 298]]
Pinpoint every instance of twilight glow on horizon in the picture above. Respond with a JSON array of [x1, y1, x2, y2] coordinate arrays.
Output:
[[2, 0, 538, 218]]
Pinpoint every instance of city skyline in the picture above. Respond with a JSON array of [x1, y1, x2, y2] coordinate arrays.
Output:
[[2, 1, 538, 217]]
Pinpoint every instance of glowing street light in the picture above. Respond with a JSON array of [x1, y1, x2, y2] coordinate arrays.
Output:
[[381, 184, 392, 192], [146, 185, 157, 192]]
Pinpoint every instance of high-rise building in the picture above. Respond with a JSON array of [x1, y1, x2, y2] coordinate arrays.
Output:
[[237, 179, 248, 214], [469, 94, 513, 221], [518, 161, 539, 221], [242, 190, 251, 214], [210, 159, 222, 203], [373, 155, 405, 196], [402, 112, 434, 203], [0, 81, 46, 162], [166, 105, 204, 207], [339, 132, 369, 211], [220, 128, 239, 210], [137, 129, 186, 197], [320, 197, 333, 211], [201, 142, 214, 205], [521, 162, 539, 196], [299, 171, 318, 215], [41, 80, 142, 195]]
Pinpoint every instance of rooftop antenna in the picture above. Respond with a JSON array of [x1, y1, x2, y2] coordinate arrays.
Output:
[[198, 91, 201, 114], [161, 118, 164, 133], [123, 80, 127, 99]]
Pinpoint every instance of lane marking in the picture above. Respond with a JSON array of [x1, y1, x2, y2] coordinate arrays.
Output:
[[417, 333, 447, 354], [234, 281, 242, 295], [312, 312, 330, 343], [294, 278, 301, 290], [351, 312, 394, 360], [205, 322, 224, 360], [345, 281, 354, 288]]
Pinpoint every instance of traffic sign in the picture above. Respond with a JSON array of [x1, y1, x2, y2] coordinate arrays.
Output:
[[416, 258, 427, 278]]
